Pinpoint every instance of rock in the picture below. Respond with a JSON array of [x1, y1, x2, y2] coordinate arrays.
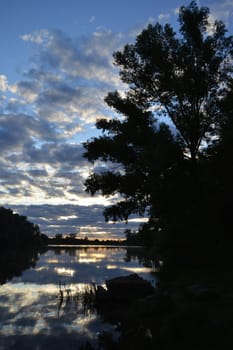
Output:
[[96, 285, 111, 303], [186, 284, 219, 300], [106, 274, 155, 301]]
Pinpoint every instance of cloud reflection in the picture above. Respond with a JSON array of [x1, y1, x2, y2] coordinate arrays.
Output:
[[54, 267, 76, 277], [0, 281, 98, 337]]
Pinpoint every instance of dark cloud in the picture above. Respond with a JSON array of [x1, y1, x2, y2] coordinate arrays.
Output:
[[0, 113, 59, 155], [52, 143, 87, 164], [34, 29, 118, 82], [18, 142, 87, 165], [15, 80, 40, 95], [27, 168, 49, 177], [37, 82, 80, 106], [0, 113, 34, 152]]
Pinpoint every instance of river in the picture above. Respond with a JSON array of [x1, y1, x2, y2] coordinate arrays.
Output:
[[0, 246, 156, 350]]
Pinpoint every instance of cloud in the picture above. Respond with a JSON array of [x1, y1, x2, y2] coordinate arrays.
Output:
[[20, 29, 51, 44], [0, 111, 59, 157], [0, 75, 8, 91], [157, 13, 170, 22], [174, 7, 180, 16], [35, 29, 124, 85], [10, 80, 40, 103], [0, 113, 40, 152], [15, 29, 127, 131], [89, 15, 95, 23]]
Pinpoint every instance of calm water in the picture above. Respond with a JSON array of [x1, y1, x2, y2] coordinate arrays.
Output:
[[0, 246, 156, 350]]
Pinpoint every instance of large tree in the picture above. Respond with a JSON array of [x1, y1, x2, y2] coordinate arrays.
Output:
[[83, 1, 233, 241]]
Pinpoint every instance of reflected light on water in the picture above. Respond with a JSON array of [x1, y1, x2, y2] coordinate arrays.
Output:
[[106, 266, 154, 273], [122, 267, 153, 273], [35, 266, 49, 272], [78, 258, 98, 263], [54, 267, 76, 277], [77, 252, 107, 264], [106, 265, 118, 269], [47, 259, 59, 264]]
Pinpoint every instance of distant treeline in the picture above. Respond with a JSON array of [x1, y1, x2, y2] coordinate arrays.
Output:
[[48, 233, 127, 246]]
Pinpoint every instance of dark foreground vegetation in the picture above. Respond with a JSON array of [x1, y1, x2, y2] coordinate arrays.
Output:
[[82, 1, 233, 348]]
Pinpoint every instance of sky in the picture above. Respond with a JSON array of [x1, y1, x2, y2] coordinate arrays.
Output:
[[0, 0, 233, 238]]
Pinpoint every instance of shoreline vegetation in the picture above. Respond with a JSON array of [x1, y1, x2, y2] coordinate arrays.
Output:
[[47, 235, 128, 247]]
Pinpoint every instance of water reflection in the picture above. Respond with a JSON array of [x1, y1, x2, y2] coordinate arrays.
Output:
[[0, 246, 156, 349]]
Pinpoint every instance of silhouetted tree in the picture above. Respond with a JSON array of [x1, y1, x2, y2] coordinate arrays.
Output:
[[83, 1, 233, 262]]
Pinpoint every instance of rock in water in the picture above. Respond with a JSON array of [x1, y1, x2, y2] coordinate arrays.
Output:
[[106, 274, 155, 301]]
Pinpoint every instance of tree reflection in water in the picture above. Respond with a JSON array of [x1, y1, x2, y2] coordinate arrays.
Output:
[[0, 247, 44, 285]]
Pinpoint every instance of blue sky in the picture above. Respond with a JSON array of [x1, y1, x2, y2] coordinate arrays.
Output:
[[0, 0, 232, 238]]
